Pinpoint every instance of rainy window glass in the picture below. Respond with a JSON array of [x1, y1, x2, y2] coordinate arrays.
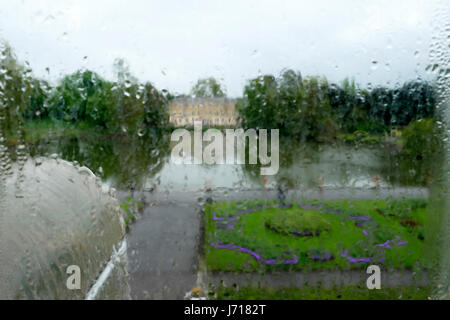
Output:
[[0, 0, 449, 301]]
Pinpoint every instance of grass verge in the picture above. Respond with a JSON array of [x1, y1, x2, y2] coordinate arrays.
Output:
[[211, 284, 431, 300]]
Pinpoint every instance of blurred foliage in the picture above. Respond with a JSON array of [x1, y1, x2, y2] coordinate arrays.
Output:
[[47, 70, 116, 127], [401, 118, 443, 162], [190, 77, 226, 98], [120, 195, 144, 229], [0, 42, 33, 138], [0, 41, 441, 149], [0, 41, 171, 140], [237, 69, 437, 141]]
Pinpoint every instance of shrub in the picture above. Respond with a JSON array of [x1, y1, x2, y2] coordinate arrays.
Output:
[[47, 70, 117, 128], [265, 208, 331, 235], [317, 117, 339, 142], [401, 118, 443, 161], [362, 136, 381, 144], [337, 133, 355, 143]]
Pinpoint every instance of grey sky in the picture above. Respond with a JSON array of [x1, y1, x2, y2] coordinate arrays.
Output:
[[0, 0, 440, 97]]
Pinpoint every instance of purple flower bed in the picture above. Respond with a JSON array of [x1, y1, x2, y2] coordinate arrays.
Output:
[[278, 203, 293, 209], [297, 201, 320, 210], [349, 215, 371, 220], [297, 201, 343, 214], [213, 213, 240, 221], [376, 240, 391, 249], [340, 237, 409, 265], [210, 242, 299, 265], [341, 250, 371, 264], [307, 249, 335, 261], [238, 205, 273, 214], [375, 239, 408, 249], [349, 215, 372, 228], [216, 223, 235, 230], [210, 200, 409, 268]]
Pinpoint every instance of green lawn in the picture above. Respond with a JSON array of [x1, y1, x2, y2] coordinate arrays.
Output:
[[205, 199, 427, 271]]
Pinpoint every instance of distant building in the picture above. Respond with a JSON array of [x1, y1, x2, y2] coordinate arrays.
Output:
[[168, 97, 237, 127]]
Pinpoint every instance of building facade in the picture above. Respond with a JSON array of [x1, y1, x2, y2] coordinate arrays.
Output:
[[168, 97, 237, 127]]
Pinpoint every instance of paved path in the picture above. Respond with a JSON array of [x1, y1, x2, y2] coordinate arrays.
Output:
[[119, 194, 201, 299], [118, 187, 429, 299]]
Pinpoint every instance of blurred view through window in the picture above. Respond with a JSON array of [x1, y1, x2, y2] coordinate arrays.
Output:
[[0, 0, 449, 300]]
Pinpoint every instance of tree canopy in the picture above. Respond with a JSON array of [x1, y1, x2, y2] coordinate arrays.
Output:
[[190, 77, 226, 98]]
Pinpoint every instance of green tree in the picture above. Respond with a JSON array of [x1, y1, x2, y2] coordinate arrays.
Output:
[[238, 70, 337, 141], [190, 77, 226, 98], [237, 74, 278, 130], [391, 81, 436, 126], [48, 69, 116, 128], [0, 41, 34, 138], [24, 79, 50, 120], [401, 118, 443, 161], [299, 76, 336, 140], [276, 69, 303, 135], [141, 82, 171, 131], [367, 86, 393, 129], [327, 78, 368, 133]]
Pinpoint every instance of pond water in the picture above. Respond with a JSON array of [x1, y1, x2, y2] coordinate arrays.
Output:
[[23, 131, 435, 193]]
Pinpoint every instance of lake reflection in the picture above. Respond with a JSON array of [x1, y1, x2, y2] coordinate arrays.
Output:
[[22, 130, 438, 192]]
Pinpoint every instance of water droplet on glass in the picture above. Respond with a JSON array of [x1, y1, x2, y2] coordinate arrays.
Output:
[[371, 60, 378, 71]]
